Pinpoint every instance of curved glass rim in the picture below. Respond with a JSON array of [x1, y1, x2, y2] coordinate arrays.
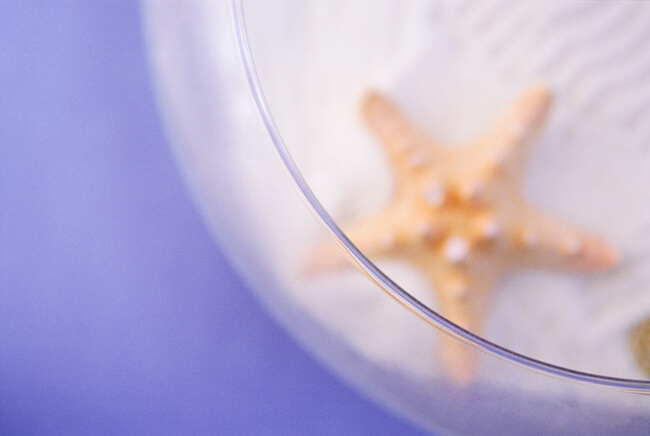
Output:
[[231, 0, 650, 392]]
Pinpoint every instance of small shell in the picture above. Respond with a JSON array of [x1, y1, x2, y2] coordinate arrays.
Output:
[[630, 318, 650, 376]]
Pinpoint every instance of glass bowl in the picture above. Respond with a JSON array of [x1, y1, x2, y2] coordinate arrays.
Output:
[[143, 1, 650, 433]]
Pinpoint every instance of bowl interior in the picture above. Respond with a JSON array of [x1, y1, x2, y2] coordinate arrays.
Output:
[[144, 0, 650, 433]]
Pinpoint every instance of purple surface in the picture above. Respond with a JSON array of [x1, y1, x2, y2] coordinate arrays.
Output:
[[0, 2, 430, 435]]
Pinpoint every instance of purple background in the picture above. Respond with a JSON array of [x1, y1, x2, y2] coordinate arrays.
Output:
[[0, 2, 429, 434]]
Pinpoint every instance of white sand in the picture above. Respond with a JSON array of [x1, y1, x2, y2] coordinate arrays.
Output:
[[224, 0, 650, 383]]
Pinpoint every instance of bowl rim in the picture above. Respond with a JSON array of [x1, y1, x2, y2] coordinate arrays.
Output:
[[232, 0, 650, 392]]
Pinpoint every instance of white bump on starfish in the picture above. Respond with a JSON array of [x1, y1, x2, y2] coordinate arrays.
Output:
[[520, 227, 539, 247], [458, 181, 485, 205], [417, 221, 446, 245], [493, 148, 508, 168], [416, 221, 432, 240], [512, 123, 528, 142], [424, 181, 446, 207], [562, 235, 583, 256], [476, 214, 501, 240], [444, 236, 470, 264], [408, 152, 427, 169], [449, 276, 468, 299], [379, 232, 396, 251]]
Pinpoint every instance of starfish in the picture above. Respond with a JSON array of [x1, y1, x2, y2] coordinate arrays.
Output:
[[306, 83, 620, 383]]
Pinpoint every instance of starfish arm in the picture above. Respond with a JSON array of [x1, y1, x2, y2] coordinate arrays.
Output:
[[302, 206, 407, 273], [361, 91, 443, 180], [425, 262, 495, 383], [513, 208, 620, 273], [471, 82, 552, 183]]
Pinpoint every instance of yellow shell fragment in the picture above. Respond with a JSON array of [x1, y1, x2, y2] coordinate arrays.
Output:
[[630, 318, 650, 377]]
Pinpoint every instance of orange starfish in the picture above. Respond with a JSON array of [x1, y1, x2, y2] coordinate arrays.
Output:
[[307, 83, 620, 382]]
